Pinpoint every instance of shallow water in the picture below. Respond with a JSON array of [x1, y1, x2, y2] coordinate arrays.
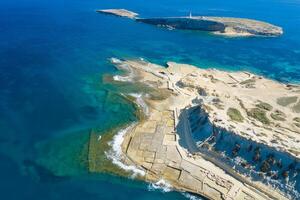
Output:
[[0, 0, 300, 199]]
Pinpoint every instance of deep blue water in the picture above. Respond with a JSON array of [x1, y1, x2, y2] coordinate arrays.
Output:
[[0, 0, 300, 199]]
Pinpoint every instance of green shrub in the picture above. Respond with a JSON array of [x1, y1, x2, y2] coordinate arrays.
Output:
[[293, 117, 300, 123], [240, 79, 255, 85], [247, 108, 270, 125], [256, 102, 273, 111], [292, 101, 300, 113], [270, 110, 286, 121], [227, 108, 244, 122], [276, 96, 298, 106]]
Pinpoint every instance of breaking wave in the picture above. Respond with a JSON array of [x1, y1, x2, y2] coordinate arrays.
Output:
[[148, 179, 173, 193], [113, 72, 134, 82], [181, 192, 204, 200], [129, 93, 149, 116], [106, 123, 145, 177], [111, 57, 135, 82]]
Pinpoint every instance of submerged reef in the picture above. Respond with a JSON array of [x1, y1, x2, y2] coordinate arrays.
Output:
[[33, 71, 165, 180], [33, 57, 298, 199]]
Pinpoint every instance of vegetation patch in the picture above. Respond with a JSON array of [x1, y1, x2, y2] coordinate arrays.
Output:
[[270, 110, 286, 121], [292, 101, 300, 113], [214, 103, 224, 110], [212, 98, 224, 110], [237, 98, 247, 111], [203, 104, 213, 113], [227, 107, 244, 122], [256, 102, 273, 111], [148, 88, 172, 101], [247, 108, 270, 125], [293, 117, 300, 123], [276, 96, 298, 107], [240, 78, 256, 88], [197, 87, 207, 96], [294, 123, 300, 128]]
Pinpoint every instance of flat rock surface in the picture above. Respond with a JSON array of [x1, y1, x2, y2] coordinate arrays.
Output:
[[111, 58, 297, 200], [201, 16, 283, 36], [97, 9, 138, 19]]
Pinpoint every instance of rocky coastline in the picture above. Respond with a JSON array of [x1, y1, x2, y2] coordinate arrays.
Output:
[[106, 58, 299, 200], [97, 9, 283, 37]]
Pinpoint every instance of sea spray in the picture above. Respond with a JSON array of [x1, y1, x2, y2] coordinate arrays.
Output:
[[181, 192, 204, 200], [110, 57, 122, 64], [148, 179, 173, 193], [111, 57, 135, 82], [113, 75, 133, 82], [106, 124, 145, 177], [104, 80, 149, 177], [128, 93, 149, 116]]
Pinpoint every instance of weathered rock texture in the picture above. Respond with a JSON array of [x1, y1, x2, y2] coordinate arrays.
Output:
[[110, 58, 299, 200]]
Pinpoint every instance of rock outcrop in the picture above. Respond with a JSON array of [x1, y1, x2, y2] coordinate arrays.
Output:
[[97, 9, 138, 19], [109, 58, 299, 200], [97, 9, 283, 37]]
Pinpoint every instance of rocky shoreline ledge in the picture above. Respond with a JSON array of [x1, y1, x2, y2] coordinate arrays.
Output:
[[108, 58, 299, 200], [97, 9, 283, 37]]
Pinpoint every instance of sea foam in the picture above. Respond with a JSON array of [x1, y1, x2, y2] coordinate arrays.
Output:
[[111, 57, 135, 82], [181, 192, 204, 200], [129, 93, 149, 116], [113, 74, 133, 82], [148, 179, 173, 193], [106, 123, 145, 177]]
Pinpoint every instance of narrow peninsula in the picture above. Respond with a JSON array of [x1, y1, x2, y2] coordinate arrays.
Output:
[[97, 9, 283, 37]]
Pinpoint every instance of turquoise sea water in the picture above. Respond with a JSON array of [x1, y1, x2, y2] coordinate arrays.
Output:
[[0, 0, 300, 199]]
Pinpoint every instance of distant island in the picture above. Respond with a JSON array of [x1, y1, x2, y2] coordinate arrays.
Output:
[[97, 9, 283, 37], [106, 58, 299, 200]]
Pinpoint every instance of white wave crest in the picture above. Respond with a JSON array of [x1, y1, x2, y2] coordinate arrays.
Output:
[[148, 179, 173, 193], [110, 57, 122, 64], [181, 192, 204, 200], [113, 74, 133, 82], [106, 124, 145, 177], [129, 93, 149, 116], [110, 57, 135, 82]]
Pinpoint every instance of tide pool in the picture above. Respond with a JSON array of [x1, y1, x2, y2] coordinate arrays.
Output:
[[0, 0, 299, 199]]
